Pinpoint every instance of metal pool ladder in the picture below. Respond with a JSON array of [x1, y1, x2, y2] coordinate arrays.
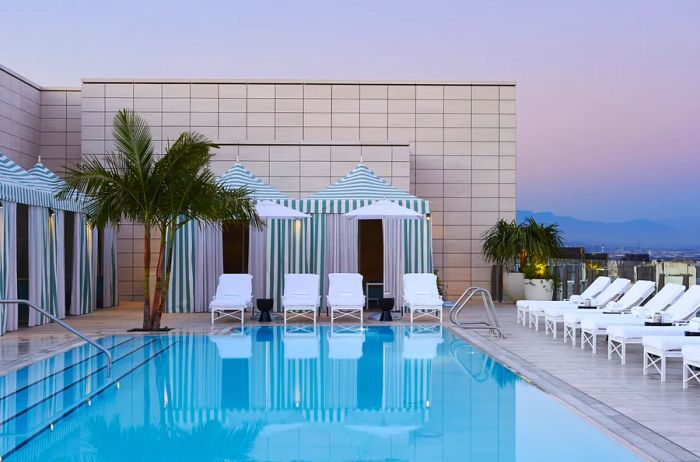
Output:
[[449, 287, 505, 338], [0, 299, 113, 377]]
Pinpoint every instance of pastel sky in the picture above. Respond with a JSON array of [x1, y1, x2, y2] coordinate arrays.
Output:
[[1, 0, 698, 222]]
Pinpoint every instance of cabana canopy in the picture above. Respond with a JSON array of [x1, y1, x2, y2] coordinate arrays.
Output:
[[0, 155, 82, 212], [219, 163, 287, 201]]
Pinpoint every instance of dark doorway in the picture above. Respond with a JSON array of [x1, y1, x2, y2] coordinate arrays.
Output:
[[358, 220, 383, 308], [97, 227, 105, 308], [222, 224, 249, 273], [16, 204, 28, 327]]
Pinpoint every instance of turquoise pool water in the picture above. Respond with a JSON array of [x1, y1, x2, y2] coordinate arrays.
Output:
[[0, 325, 639, 461]]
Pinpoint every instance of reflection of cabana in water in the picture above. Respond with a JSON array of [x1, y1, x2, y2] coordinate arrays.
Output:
[[166, 162, 432, 313], [0, 154, 118, 336]]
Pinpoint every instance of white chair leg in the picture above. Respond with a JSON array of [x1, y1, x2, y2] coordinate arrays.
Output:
[[591, 332, 597, 355], [621, 342, 627, 365], [661, 355, 667, 383], [683, 360, 689, 390]]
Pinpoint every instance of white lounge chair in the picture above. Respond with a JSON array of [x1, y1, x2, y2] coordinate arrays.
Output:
[[283, 326, 320, 360], [682, 345, 700, 389], [578, 284, 685, 353], [541, 278, 631, 340], [517, 276, 611, 327], [327, 273, 365, 324], [403, 273, 444, 323], [210, 274, 253, 324], [210, 330, 253, 359], [402, 325, 444, 360], [606, 285, 700, 364], [643, 330, 700, 382], [282, 273, 321, 324], [561, 280, 655, 346], [328, 326, 365, 360]]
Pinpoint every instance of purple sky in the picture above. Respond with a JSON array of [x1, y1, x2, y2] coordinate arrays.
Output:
[[1, 0, 698, 222]]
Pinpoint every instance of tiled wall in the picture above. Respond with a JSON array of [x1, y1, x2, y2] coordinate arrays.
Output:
[[39, 89, 81, 174], [0, 66, 41, 168], [81, 80, 516, 300]]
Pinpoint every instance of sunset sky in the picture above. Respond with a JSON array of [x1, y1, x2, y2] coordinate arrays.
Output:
[[1, 0, 697, 222]]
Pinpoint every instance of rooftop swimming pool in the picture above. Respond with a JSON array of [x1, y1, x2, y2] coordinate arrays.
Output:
[[0, 325, 640, 461]]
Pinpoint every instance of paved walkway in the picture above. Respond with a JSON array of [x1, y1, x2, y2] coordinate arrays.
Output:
[[1, 301, 700, 460]]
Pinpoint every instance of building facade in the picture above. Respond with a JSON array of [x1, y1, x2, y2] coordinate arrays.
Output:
[[1, 64, 516, 301]]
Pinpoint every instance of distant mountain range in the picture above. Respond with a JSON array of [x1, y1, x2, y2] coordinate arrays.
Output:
[[516, 210, 700, 249]]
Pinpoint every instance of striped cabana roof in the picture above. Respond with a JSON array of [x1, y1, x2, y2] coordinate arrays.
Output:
[[218, 163, 288, 201], [301, 163, 429, 214], [0, 154, 82, 212]]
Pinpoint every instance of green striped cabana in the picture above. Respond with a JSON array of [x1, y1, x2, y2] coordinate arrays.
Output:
[[166, 163, 292, 312], [267, 163, 432, 310]]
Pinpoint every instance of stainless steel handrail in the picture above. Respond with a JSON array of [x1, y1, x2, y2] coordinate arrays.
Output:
[[0, 299, 112, 377], [449, 287, 504, 338]]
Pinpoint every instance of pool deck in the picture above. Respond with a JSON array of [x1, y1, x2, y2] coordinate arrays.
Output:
[[1, 302, 699, 461]]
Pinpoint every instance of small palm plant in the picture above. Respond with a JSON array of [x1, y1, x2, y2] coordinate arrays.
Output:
[[60, 109, 260, 330], [482, 218, 562, 270]]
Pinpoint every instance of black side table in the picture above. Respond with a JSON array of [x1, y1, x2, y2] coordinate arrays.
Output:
[[257, 299, 274, 323], [379, 297, 395, 322]]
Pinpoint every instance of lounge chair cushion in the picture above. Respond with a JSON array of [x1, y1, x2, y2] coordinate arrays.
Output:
[[606, 325, 687, 340], [327, 273, 364, 307], [682, 345, 700, 362], [282, 274, 320, 309], [643, 335, 700, 351], [580, 316, 645, 330], [210, 297, 249, 310]]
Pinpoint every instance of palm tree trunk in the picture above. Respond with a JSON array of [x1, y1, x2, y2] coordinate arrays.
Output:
[[151, 228, 167, 330], [156, 223, 177, 325], [143, 227, 153, 330]]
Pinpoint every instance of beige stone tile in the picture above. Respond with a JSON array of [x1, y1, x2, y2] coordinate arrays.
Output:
[[472, 141, 499, 155], [471, 197, 499, 211], [500, 128, 516, 142], [218, 127, 246, 140], [190, 98, 218, 112], [500, 169, 516, 183], [472, 114, 499, 128], [270, 145, 300, 161], [388, 113, 415, 127], [247, 127, 274, 139], [273, 127, 302, 141], [105, 97, 133, 111], [444, 128, 470, 142], [444, 86, 472, 99], [81, 98, 105, 111], [162, 98, 190, 112], [304, 84, 332, 98], [500, 114, 516, 128], [105, 83, 133, 98], [360, 145, 392, 162], [275, 112, 302, 126], [443, 113, 470, 128], [388, 85, 415, 99], [330, 161, 358, 177], [360, 85, 387, 99], [359, 126, 388, 141], [270, 161, 299, 176], [81, 84, 105, 98], [443, 169, 470, 184], [219, 112, 246, 126], [388, 99, 415, 113], [415, 169, 444, 183], [500, 100, 516, 114], [303, 127, 331, 140], [416, 99, 443, 113], [360, 99, 388, 113], [472, 156, 498, 169], [218, 84, 247, 98], [414, 141, 443, 155], [247, 112, 274, 127], [133, 83, 161, 98], [472, 128, 499, 142], [247, 84, 275, 98], [330, 112, 359, 127], [248, 98, 275, 112], [331, 127, 359, 140], [162, 83, 190, 98], [416, 113, 443, 127], [388, 127, 414, 141], [499, 197, 516, 211], [392, 146, 410, 162], [415, 183, 443, 198], [472, 183, 499, 197], [500, 183, 516, 197], [416, 85, 443, 99], [304, 112, 331, 126], [81, 112, 105, 126], [360, 113, 387, 127], [219, 98, 246, 112], [191, 84, 218, 98], [332, 84, 359, 99], [304, 99, 331, 112], [134, 98, 161, 112], [190, 126, 218, 140], [275, 84, 303, 98], [499, 85, 516, 100], [471, 100, 499, 114], [415, 127, 443, 141], [443, 155, 470, 170], [300, 145, 330, 161], [500, 142, 516, 155], [443, 99, 470, 113], [299, 176, 332, 192], [332, 99, 359, 113], [191, 112, 217, 126], [238, 145, 269, 162]]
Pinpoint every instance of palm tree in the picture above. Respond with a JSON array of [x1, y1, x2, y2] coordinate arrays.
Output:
[[482, 218, 562, 270], [60, 109, 259, 330]]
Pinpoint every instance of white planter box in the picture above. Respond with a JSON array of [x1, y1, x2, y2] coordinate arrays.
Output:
[[524, 278, 554, 301], [503, 271, 525, 303]]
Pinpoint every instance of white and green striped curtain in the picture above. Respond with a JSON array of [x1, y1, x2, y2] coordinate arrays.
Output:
[[166, 221, 223, 313], [28, 206, 64, 326], [0, 201, 18, 334], [102, 224, 119, 308], [383, 219, 404, 308], [403, 218, 433, 274], [70, 214, 97, 315], [266, 218, 310, 309], [248, 225, 266, 300]]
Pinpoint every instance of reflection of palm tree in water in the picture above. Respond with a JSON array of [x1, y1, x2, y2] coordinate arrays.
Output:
[[80, 419, 262, 462]]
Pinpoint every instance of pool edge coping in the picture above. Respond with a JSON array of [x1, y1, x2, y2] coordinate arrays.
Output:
[[449, 326, 700, 462]]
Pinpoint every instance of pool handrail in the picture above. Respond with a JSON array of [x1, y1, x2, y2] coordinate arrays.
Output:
[[449, 287, 505, 338], [0, 299, 112, 378]]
